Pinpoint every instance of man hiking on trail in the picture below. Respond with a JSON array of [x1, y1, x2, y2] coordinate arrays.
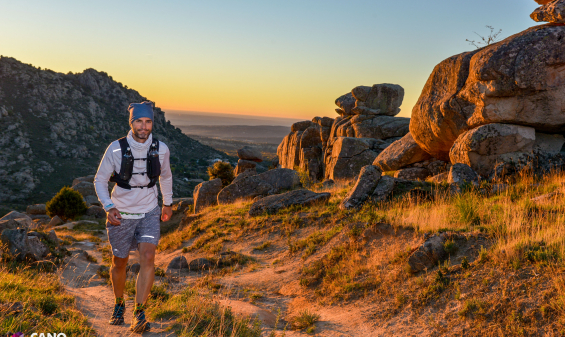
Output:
[[94, 101, 173, 333]]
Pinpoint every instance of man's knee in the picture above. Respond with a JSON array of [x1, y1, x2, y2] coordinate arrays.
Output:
[[112, 256, 129, 269], [139, 247, 156, 265]]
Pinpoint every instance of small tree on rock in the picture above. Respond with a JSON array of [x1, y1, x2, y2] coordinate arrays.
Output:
[[466, 25, 502, 49], [46, 186, 88, 221], [207, 161, 235, 187]]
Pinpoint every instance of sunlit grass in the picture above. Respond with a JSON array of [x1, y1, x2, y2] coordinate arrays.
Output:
[[0, 267, 94, 336]]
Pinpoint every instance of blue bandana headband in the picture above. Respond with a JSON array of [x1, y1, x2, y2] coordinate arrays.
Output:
[[128, 101, 154, 124]]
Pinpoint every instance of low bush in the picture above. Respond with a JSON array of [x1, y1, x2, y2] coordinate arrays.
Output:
[[46, 186, 87, 221], [208, 161, 235, 187]]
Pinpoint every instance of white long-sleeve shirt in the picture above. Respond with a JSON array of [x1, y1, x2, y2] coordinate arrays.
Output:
[[94, 131, 173, 213]]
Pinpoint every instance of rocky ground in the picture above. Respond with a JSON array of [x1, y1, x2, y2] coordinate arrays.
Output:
[[3, 168, 565, 336]]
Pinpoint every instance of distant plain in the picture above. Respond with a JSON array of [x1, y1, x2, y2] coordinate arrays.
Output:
[[165, 110, 304, 159]]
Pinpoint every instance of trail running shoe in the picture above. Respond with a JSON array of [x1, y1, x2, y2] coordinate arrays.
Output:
[[130, 310, 151, 333], [108, 303, 125, 325]]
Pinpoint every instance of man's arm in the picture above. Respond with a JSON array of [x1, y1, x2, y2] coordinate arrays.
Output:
[[94, 143, 123, 225], [94, 143, 116, 210], [159, 143, 174, 221]]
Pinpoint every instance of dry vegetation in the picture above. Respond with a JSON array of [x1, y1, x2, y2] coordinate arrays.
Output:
[[154, 171, 565, 335], [5, 171, 565, 335]]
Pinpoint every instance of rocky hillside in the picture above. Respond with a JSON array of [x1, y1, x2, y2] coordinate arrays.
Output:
[[0, 56, 229, 208]]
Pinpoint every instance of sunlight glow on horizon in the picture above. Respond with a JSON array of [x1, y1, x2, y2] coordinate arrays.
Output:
[[0, 0, 540, 121]]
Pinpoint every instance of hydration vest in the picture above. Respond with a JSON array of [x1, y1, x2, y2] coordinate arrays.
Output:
[[109, 137, 161, 189]]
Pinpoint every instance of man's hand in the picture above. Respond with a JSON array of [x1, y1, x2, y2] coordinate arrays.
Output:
[[161, 206, 172, 222], [107, 208, 122, 226]]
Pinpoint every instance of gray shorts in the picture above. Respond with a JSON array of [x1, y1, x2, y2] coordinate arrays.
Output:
[[106, 206, 161, 258]]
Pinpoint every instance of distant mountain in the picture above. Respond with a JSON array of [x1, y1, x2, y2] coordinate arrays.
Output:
[[0, 56, 231, 207]]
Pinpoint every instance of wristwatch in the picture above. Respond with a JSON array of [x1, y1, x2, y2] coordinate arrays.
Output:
[[164, 203, 172, 207]]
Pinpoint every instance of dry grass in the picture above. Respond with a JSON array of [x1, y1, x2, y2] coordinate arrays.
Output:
[[0, 267, 94, 336], [151, 171, 565, 334]]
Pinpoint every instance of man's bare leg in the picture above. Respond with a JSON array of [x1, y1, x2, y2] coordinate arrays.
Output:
[[136, 242, 156, 305], [111, 255, 129, 298]]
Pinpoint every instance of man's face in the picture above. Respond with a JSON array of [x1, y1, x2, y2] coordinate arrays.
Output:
[[131, 117, 153, 139]]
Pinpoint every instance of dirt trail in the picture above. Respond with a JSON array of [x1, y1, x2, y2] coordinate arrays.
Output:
[[58, 241, 174, 337]]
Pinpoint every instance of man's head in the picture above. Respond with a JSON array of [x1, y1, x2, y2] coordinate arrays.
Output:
[[128, 101, 154, 140]]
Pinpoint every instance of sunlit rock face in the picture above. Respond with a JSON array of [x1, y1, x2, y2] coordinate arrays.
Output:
[[531, 0, 565, 23], [278, 83, 410, 181], [410, 24, 565, 162]]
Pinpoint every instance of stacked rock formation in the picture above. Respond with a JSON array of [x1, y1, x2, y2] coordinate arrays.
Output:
[[531, 0, 565, 23], [277, 84, 411, 181], [373, 2, 565, 179], [234, 146, 263, 176]]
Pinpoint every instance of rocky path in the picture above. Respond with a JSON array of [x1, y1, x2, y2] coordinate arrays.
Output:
[[58, 240, 174, 336]]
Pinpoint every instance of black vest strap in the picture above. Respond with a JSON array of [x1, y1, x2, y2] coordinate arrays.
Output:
[[109, 136, 160, 190]]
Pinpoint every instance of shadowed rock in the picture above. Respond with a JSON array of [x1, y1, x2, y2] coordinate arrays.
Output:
[[325, 137, 393, 181], [371, 175, 396, 202], [168, 256, 189, 270], [0, 229, 34, 261], [249, 189, 331, 216], [373, 133, 432, 171], [335, 92, 356, 116], [407, 234, 447, 273], [193, 178, 223, 213], [394, 167, 430, 181], [234, 159, 257, 176], [333, 115, 409, 140], [448, 163, 479, 186], [340, 165, 382, 210], [188, 257, 212, 270], [351, 84, 405, 116], [26, 204, 46, 215], [237, 146, 263, 163], [449, 124, 535, 177], [217, 176, 273, 205], [257, 168, 300, 193]]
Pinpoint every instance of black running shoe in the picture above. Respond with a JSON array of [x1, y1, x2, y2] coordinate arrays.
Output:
[[130, 310, 151, 333], [108, 303, 125, 325]]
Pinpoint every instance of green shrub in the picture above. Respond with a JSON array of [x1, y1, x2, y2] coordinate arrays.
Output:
[[207, 161, 235, 187], [46, 186, 87, 221]]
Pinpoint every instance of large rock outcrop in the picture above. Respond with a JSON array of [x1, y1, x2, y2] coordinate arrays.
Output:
[[278, 84, 411, 182], [409, 23, 565, 175]]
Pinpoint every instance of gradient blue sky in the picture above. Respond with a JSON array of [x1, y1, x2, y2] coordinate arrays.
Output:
[[0, 0, 542, 120]]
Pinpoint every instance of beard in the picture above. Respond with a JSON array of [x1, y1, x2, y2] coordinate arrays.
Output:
[[132, 128, 151, 139]]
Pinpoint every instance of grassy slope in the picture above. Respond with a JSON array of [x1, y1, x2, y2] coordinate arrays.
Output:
[[0, 268, 94, 336], [154, 171, 565, 335]]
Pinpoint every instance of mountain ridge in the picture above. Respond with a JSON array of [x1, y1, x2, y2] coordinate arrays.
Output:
[[0, 56, 231, 208]]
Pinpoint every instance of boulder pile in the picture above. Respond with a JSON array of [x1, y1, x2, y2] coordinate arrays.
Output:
[[277, 84, 411, 182], [340, 163, 481, 210], [392, 2, 565, 179], [234, 146, 263, 176], [193, 147, 302, 213]]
